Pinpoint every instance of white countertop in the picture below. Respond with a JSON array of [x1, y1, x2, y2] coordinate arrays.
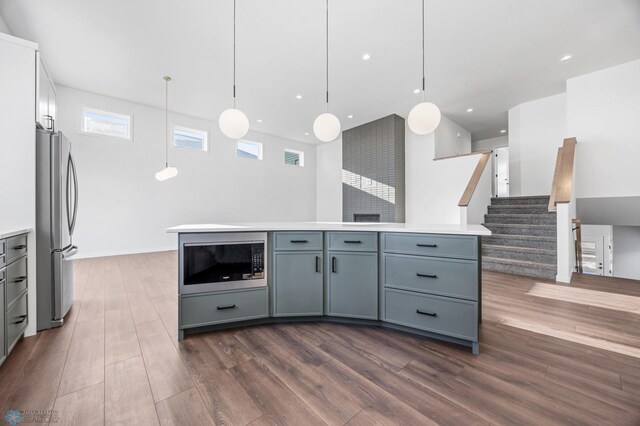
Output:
[[0, 228, 31, 239], [167, 222, 491, 236]]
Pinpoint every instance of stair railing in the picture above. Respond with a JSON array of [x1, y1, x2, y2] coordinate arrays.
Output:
[[459, 151, 491, 207], [572, 219, 583, 273], [549, 137, 578, 283], [458, 151, 491, 225], [548, 137, 577, 212]]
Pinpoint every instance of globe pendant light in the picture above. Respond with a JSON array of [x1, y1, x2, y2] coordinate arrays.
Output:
[[408, 0, 441, 135], [313, 0, 341, 142], [156, 76, 178, 181], [219, 0, 249, 139]]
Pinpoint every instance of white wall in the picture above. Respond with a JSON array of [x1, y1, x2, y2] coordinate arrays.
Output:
[[406, 124, 489, 224], [567, 59, 640, 199], [0, 34, 37, 336], [57, 86, 317, 258], [472, 135, 507, 153], [434, 115, 471, 159], [508, 93, 567, 196], [612, 226, 640, 280], [0, 12, 10, 34], [316, 138, 342, 222]]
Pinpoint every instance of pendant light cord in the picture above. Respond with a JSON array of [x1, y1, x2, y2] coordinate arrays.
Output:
[[421, 0, 425, 102], [164, 76, 170, 168], [233, 0, 237, 108], [326, 0, 329, 112]]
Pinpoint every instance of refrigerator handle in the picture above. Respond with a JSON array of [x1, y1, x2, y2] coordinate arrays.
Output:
[[68, 153, 79, 236]]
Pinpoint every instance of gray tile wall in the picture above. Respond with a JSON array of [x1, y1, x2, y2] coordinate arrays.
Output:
[[342, 114, 405, 222]]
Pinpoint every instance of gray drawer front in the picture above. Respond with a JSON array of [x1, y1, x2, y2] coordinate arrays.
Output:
[[0, 239, 5, 255], [273, 232, 323, 251], [384, 288, 477, 341], [180, 287, 268, 329], [0, 255, 5, 269], [383, 254, 478, 300], [0, 268, 5, 282], [382, 233, 477, 260], [6, 256, 28, 309], [6, 292, 28, 350], [327, 232, 378, 252], [6, 234, 27, 265]]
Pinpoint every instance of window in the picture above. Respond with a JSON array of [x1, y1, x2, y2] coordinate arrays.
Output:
[[284, 149, 304, 166], [174, 126, 208, 151], [81, 108, 131, 140], [237, 140, 263, 160]]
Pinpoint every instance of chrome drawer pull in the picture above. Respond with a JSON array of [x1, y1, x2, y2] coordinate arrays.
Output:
[[416, 243, 437, 248], [13, 314, 28, 325], [290, 240, 308, 243], [13, 276, 27, 283], [416, 309, 437, 317], [416, 273, 437, 279], [217, 305, 236, 310], [344, 240, 362, 244], [13, 245, 26, 250]]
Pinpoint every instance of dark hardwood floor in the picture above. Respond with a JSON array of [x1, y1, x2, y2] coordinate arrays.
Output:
[[1, 251, 639, 425]]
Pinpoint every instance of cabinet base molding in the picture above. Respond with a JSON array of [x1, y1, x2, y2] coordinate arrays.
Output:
[[178, 315, 479, 354]]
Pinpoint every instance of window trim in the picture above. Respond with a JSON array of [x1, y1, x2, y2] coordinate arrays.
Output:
[[173, 125, 209, 152], [80, 107, 132, 141], [284, 148, 305, 167], [236, 139, 264, 161]]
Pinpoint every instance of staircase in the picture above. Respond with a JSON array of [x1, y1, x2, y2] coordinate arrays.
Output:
[[482, 195, 557, 280]]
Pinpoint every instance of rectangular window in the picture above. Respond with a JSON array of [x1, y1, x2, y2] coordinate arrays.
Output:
[[237, 140, 263, 160], [174, 126, 208, 151], [81, 108, 131, 140], [284, 149, 304, 166]]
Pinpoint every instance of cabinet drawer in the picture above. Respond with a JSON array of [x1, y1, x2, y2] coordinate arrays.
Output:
[[6, 256, 28, 309], [180, 287, 268, 328], [0, 239, 5, 255], [6, 292, 28, 351], [383, 254, 478, 300], [6, 234, 27, 264], [384, 288, 477, 341], [0, 255, 5, 269], [273, 232, 323, 251], [382, 233, 477, 260], [327, 232, 377, 252]]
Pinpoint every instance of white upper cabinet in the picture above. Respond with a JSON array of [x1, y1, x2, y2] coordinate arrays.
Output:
[[36, 52, 56, 131]]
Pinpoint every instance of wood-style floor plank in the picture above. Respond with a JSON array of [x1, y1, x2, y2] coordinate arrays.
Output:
[[136, 320, 193, 403], [105, 356, 159, 426], [53, 382, 105, 426], [155, 388, 215, 426]]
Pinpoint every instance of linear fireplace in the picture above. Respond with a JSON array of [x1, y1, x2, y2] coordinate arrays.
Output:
[[353, 213, 381, 222]]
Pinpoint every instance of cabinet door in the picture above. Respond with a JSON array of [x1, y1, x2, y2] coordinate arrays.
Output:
[[273, 252, 323, 316], [328, 252, 378, 319], [0, 281, 5, 360]]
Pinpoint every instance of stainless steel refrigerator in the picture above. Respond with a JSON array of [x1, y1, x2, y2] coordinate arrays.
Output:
[[36, 129, 78, 330]]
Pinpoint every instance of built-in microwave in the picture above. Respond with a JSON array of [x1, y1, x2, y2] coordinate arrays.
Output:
[[179, 232, 267, 294]]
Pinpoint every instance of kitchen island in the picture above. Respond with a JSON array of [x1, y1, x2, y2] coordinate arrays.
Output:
[[168, 222, 490, 354]]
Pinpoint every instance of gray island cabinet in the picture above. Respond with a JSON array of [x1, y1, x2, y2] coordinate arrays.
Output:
[[170, 223, 488, 354]]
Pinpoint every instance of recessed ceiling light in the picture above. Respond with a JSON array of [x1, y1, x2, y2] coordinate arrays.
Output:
[[304, 132, 310, 136], [257, 119, 263, 123], [500, 129, 507, 133], [466, 108, 473, 112], [560, 55, 572, 62], [296, 94, 303, 99], [362, 53, 371, 61], [413, 88, 420, 94], [347, 114, 353, 119]]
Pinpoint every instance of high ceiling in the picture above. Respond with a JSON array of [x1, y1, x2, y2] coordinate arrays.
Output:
[[1, 0, 639, 143]]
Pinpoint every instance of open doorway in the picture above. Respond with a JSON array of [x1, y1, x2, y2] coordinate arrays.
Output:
[[494, 147, 509, 197]]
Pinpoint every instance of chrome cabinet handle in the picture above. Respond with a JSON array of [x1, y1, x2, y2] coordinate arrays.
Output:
[[13, 276, 27, 283], [13, 245, 26, 250], [14, 314, 28, 325]]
